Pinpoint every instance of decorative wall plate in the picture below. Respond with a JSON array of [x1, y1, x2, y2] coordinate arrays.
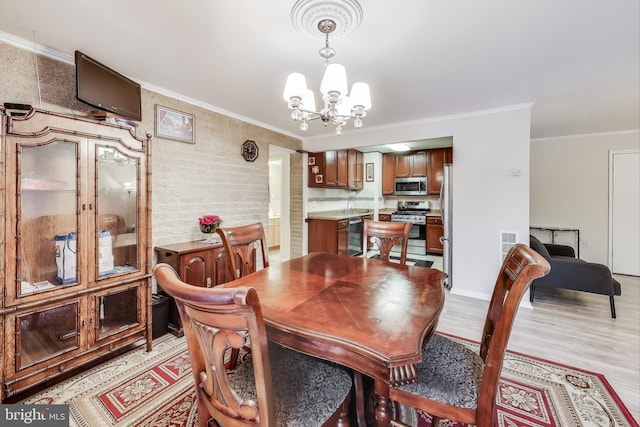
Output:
[[241, 140, 259, 162]]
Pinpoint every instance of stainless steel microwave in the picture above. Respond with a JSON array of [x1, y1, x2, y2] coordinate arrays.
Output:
[[394, 177, 427, 196]]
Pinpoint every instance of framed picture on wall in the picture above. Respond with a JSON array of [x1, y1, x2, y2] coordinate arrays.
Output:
[[155, 105, 195, 143], [366, 163, 374, 182]]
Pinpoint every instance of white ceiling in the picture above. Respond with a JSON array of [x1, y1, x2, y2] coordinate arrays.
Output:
[[1, 0, 638, 142]]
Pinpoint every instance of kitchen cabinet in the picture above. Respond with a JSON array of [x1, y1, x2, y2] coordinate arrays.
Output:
[[308, 218, 349, 255], [426, 216, 444, 254], [382, 153, 395, 195], [307, 152, 326, 188], [325, 150, 348, 187], [0, 109, 151, 402], [308, 149, 363, 189], [268, 217, 281, 248], [383, 148, 452, 194], [395, 151, 427, 177], [347, 149, 364, 190], [155, 241, 231, 335], [427, 147, 453, 195]]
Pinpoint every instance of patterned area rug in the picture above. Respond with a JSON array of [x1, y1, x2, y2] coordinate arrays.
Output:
[[20, 333, 636, 426]]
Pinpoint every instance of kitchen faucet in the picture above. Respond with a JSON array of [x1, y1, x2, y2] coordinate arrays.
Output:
[[346, 197, 354, 213]]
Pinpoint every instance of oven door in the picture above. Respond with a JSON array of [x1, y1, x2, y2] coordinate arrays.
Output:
[[391, 219, 426, 255]]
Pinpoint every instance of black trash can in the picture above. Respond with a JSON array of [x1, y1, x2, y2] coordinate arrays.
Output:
[[152, 293, 170, 339]]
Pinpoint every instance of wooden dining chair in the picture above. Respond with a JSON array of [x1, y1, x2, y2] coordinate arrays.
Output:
[[362, 220, 412, 265], [388, 243, 551, 427], [216, 222, 269, 280], [153, 263, 352, 427]]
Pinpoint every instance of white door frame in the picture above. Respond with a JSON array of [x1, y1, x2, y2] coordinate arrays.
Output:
[[608, 148, 640, 274]]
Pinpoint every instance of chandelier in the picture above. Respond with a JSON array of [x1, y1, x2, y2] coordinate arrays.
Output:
[[283, 16, 371, 135]]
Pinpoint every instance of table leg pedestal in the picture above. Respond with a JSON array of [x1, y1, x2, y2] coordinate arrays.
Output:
[[374, 380, 392, 427]]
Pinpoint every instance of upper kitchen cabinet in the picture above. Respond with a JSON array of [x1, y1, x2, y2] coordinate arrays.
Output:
[[347, 149, 363, 190], [325, 149, 348, 187], [382, 153, 395, 195], [308, 152, 326, 188], [395, 150, 427, 177], [308, 149, 363, 190], [427, 147, 453, 195]]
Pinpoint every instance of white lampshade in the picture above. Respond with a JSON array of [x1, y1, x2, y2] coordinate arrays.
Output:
[[320, 63, 348, 95], [349, 82, 371, 110], [301, 89, 317, 111], [283, 73, 308, 101]]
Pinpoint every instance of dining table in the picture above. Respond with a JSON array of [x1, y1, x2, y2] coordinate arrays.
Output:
[[220, 252, 447, 427]]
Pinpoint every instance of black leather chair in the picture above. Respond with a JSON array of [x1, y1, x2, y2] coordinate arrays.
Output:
[[529, 235, 621, 318]]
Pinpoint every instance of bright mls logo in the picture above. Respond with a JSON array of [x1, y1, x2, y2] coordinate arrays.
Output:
[[1, 405, 68, 426]]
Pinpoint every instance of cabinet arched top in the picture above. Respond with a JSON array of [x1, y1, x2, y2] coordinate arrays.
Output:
[[6, 108, 149, 151]]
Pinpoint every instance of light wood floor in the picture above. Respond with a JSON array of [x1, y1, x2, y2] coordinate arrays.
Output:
[[437, 273, 640, 421]]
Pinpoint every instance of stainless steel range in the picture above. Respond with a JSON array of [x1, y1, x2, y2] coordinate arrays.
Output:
[[391, 201, 429, 255]]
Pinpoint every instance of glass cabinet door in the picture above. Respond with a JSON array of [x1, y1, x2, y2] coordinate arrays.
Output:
[[15, 301, 81, 370], [18, 141, 79, 296], [94, 286, 141, 341], [95, 146, 140, 280]]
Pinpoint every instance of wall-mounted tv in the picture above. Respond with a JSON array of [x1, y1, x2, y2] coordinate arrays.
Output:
[[75, 50, 142, 121]]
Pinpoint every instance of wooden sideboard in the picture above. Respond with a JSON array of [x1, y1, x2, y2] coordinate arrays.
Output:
[[154, 241, 231, 335]]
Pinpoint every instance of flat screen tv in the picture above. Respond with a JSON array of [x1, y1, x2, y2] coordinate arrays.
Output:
[[75, 50, 142, 121]]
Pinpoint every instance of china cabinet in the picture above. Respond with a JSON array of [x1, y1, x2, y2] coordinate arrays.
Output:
[[0, 108, 152, 401]]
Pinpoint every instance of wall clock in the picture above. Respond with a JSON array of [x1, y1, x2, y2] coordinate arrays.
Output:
[[241, 140, 259, 162]]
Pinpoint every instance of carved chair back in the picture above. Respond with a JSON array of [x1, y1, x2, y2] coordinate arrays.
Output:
[[389, 243, 550, 427], [153, 263, 276, 425], [217, 222, 269, 280], [154, 263, 353, 427], [362, 220, 411, 265]]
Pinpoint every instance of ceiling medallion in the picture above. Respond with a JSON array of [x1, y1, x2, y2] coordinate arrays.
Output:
[[291, 0, 363, 40]]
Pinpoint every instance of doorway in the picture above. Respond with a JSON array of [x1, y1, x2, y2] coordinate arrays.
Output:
[[608, 149, 640, 276], [269, 145, 293, 262]]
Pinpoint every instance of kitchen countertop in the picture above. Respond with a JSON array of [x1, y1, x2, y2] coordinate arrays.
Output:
[[307, 209, 373, 220], [308, 209, 443, 220]]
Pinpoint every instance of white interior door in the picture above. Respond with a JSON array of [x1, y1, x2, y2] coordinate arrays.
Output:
[[609, 149, 640, 276]]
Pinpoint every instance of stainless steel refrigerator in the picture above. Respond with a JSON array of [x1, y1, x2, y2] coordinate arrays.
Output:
[[440, 164, 453, 289]]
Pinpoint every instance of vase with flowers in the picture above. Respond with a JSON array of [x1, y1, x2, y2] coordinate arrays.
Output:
[[199, 215, 222, 243]]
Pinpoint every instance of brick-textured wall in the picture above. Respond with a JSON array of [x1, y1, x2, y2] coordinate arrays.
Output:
[[289, 152, 304, 257], [0, 41, 302, 262]]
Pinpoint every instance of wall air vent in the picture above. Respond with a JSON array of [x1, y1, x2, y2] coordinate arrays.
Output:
[[500, 231, 518, 261]]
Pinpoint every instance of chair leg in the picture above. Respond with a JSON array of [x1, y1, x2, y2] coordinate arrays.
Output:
[[353, 372, 367, 427], [226, 348, 240, 370], [610, 295, 617, 319], [529, 284, 535, 303]]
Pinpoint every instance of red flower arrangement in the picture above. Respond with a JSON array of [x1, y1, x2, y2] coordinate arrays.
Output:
[[199, 215, 222, 234]]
